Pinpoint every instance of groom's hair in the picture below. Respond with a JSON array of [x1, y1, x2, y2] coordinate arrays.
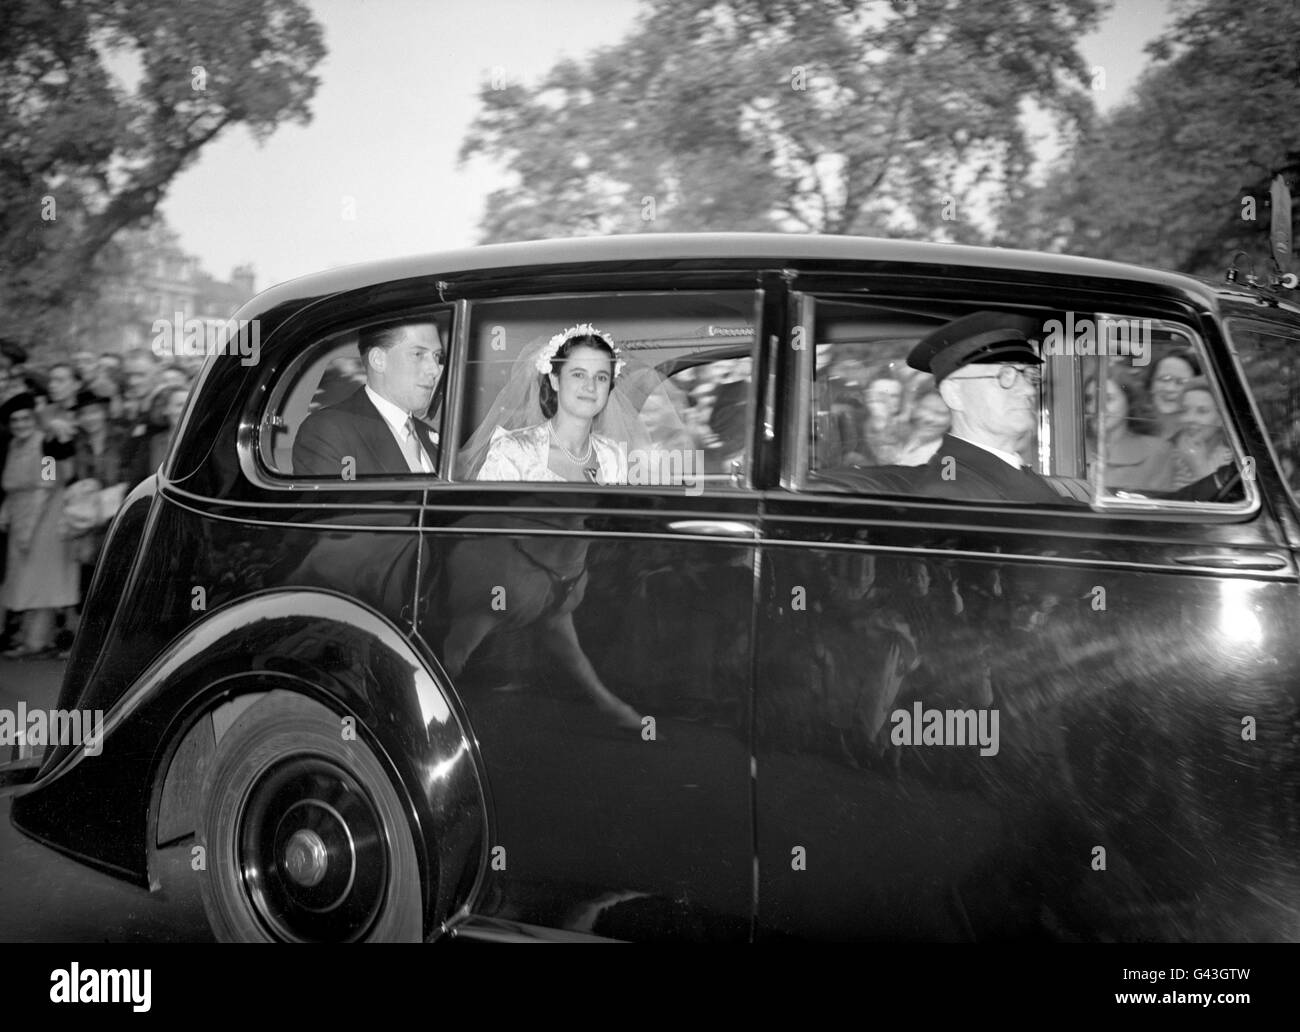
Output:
[[539, 335, 617, 419], [358, 323, 414, 366]]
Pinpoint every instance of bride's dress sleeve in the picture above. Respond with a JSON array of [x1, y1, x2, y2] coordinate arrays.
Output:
[[476, 426, 526, 481]]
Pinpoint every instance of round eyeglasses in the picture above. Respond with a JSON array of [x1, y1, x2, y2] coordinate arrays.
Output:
[[954, 364, 1042, 389]]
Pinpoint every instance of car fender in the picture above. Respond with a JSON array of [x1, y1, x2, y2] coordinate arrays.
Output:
[[11, 589, 488, 939]]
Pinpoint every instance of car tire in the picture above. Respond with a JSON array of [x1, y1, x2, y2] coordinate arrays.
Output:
[[197, 690, 422, 942]]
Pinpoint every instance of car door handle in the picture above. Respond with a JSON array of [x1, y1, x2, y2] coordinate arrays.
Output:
[[667, 520, 757, 538], [1171, 552, 1289, 570]]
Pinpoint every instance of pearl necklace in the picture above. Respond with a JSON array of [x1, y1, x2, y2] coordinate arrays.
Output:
[[548, 420, 592, 464]]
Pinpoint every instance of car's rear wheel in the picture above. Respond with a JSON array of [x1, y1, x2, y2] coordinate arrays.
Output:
[[197, 691, 421, 942]]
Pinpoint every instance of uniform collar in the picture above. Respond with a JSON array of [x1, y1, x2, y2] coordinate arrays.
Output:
[[950, 433, 1026, 469]]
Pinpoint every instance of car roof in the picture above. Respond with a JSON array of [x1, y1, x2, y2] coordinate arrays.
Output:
[[242, 233, 1231, 316]]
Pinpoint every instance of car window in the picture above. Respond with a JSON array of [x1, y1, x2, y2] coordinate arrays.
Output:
[[795, 296, 1248, 509], [260, 309, 453, 478], [451, 292, 759, 489], [1227, 316, 1300, 500], [663, 354, 753, 483], [799, 298, 1050, 497], [806, 299, 965, 473], [1083, 323, 1245, 506]]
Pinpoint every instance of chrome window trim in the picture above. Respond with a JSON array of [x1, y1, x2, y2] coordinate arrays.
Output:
[[245, 302, 455, 492], [438, 298, 471, 480], [158, 486, 1295, 581], [780, 293, 815, 491]]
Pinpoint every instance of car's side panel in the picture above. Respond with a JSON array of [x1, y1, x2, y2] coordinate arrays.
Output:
[[415, 493, 759, 941], [754, 499, 1300, 940], [53, 476, 159, 719], [37, 482, 426, 762]]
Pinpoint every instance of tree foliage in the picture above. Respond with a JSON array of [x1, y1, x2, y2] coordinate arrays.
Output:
[[1023, 0, 1300, 275], [461, 0, 1107, 244], [0, 0, 325, 351]]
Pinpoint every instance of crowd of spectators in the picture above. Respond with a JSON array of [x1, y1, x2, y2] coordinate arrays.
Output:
[[0, 339, 198, 658], [1084, 348, 1235, 494], [816, 357, 954, 470], [815, 346, 1237, 497]]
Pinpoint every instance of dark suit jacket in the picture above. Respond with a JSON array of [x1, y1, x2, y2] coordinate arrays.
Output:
[[292, 386, 439, 478], [74, 426, 127, 485], [915, 433, 1064, 503], [118, 418, 169, 489]]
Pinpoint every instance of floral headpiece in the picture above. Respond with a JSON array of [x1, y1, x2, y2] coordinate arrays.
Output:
[[535, 323, 624, 377]]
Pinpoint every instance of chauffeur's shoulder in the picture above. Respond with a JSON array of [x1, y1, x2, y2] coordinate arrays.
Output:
[[915, 435, 1005, 500]]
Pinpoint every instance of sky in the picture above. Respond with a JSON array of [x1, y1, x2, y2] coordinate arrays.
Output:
[[159, 0, 1172, 293]]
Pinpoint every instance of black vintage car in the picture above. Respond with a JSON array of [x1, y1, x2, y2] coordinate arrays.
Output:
[[7, 233, 1300, 941]]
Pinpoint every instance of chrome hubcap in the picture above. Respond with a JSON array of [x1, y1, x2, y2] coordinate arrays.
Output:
[[236, 757, 390, 941], [283, 827, 329, 887]]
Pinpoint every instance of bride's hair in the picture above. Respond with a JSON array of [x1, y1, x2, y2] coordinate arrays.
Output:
[[539, 335, 617, 418]]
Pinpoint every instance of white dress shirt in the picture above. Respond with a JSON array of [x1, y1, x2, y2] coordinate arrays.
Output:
[[950, 433, 1029, 470], [365, 385, 434, 473]]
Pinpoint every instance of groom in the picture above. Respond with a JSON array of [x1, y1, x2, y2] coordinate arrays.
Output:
[[293, 321, 444, 478]]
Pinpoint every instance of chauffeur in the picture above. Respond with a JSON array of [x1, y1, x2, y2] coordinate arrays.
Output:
[[907, 311, 1065, 503]]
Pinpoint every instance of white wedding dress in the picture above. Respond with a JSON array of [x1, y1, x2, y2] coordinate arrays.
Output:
[[475, 423, 626, 483]]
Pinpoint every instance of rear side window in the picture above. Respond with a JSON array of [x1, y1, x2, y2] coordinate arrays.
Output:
[[1083, 323, 1245, 507], [260, 309, 453, 479], [450, 291, 759, 490]]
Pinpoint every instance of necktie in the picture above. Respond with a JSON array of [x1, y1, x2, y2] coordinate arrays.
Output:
[[403, 417, 434, 474]]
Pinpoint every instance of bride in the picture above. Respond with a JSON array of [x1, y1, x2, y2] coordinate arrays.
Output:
[[476, 324, 624, 483], [453, 323, 671, 730], [461, 322, 683, 483]]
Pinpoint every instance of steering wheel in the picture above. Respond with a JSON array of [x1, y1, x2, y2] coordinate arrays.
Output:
[[1162, 462, 1243, 504], [1207, 462, 1244, 503]]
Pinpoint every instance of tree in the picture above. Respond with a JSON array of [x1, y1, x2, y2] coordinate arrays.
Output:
[[0, 0, 325, 353], [460, 0, 1107, 244], [1022, 0, 1300, 276]]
